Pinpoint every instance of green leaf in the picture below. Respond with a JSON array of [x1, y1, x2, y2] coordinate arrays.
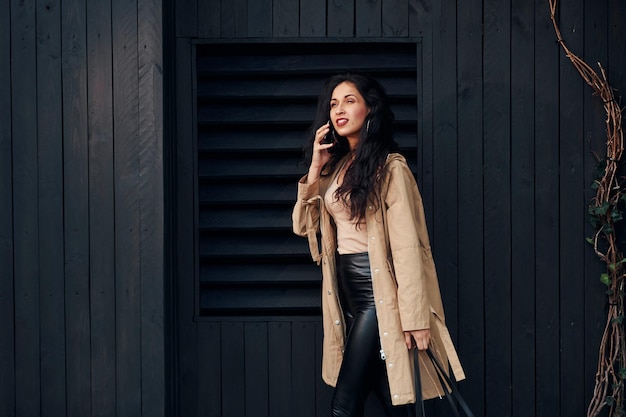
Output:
[[606, 396, 615, 406], [612, 209, 623, 222], [612, 315, 624, 324], [601, 273, 612, 286], [620, 368, 626, 380], [585, 237, 595, 245]]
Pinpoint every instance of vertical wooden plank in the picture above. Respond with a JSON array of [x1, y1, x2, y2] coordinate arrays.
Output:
[[222, 322, 245, 417], [37, 0, 67, 415], [300, 0, 326, 37], [412, 0, 434, 228], [314, 321, 333, 416], [87, 1, 116, 416], [62, 0, 92, 415], [355, 0, 381, 37], [510, 1, 536, 416], [198, 322, 221, 416], [221, 0, 247, 38], [382, 0, 408, 37], [327, 0, 354, 37], [483, 0, 512, 416], [273, 0, 299, 37], [248, 0, 272, 37], [558, 0, 586, 416], [431, 0, 458, 339], [583, 0, 611, 409], [112, 0, 141, 415], [12, 0, 41, 416], [244, 322, 269, 417], [456, 0, 485, 414], [268, 322, 291, 417], [0, 1, 15, 416], [291, 322, 315, 417], [176, 0, 198, 37], [175, 38, 199, 417], [138, 1, 165, 416], [198, 0, 221, 38], [533, 0, 559, 415]]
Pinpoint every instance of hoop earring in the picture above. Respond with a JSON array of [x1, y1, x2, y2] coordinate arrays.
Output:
[[366, 119, 371, 132]]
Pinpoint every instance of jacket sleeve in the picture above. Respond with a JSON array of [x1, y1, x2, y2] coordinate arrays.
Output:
[[292, 175, 320, 237], [292, 175, 325, 264], [384, 160, 431, 331]]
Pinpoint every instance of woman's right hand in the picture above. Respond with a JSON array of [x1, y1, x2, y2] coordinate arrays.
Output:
[[307, 122, 334, 183]]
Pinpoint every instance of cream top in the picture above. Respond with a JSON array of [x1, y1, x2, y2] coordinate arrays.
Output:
[[324, 172, 369, 255]]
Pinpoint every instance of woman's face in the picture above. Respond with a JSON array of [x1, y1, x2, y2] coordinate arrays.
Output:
[[329, 81, 370, 145]]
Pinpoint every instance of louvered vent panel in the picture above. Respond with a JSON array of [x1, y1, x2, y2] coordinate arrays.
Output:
[[196, 42, 419, 316]]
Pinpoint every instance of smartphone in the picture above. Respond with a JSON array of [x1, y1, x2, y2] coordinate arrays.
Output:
[[321, 121, 335, 145]]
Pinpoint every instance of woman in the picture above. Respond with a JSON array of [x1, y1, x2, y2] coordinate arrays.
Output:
[[292, 73, 465, 417]]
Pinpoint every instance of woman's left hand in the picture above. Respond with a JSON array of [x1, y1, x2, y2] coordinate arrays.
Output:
[[404, 329, 431, 351]]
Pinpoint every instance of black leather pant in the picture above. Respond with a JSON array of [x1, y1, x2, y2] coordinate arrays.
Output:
[[331, 253, 415, 417]]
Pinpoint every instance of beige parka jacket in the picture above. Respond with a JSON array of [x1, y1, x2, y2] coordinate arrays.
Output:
[[292, 153, 465, 405]]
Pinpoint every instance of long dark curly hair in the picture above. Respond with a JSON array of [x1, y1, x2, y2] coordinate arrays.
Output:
[[304, 73, 399, 223]]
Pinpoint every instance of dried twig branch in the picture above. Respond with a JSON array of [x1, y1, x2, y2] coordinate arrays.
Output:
[[549, 1, 626, 416]]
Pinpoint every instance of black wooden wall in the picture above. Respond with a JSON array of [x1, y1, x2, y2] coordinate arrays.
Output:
[[174, 1, 626, 417], [0, 0, 167, 416]]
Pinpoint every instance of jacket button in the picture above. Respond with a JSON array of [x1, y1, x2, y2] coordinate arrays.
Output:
[[388, 363, 394, 368], [379, 299, 384, 304], [383, 332, 389, 336], [374, 268, 379, 274], [335, 320, 340, 325], [393, 394, 399, 400]]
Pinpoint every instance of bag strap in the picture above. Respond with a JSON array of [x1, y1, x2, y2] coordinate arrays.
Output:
[[414, 348, 475, 417]]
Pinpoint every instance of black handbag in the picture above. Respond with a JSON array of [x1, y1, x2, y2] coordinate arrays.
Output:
[[414, 348, 475, 417]]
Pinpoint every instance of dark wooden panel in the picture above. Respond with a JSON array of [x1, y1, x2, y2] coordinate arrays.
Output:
[[175, 38, 199, 417], [37, 1, 67, 416], [456, 0, 485, 414], [291, 322, 316, 417], [382, 0, 408, 36], [221, 0, 246, 38], [244, 322, 269, 417], [273, 0, 299, 37], [198, 0, 220, 38], [176, 0, 198, 37], [582, 0, 613, 410], [533, 0, 560, 415], [112, 0, 142, 414], [300, 0, 326, 37], [356, 0, 381, 37], [0, 0, 14, 414], [221, 322, 246, 417], [86, 2, 116, 416], [483, 0, 512, 415], [412, 1, 434, 225], [198, 322, 221, 416], [247, 0, 272, 37], [315, 322, 334, 416], [408, 0, 427, 37], [62, 0, 92, 415], [558, 1, 586, 415], [11, 1, 41, 416], [431, 0, 458, 345], [268, 323, 292, 417], [327, 0, 354, 37], [510, 1, 535, 416], [138, 0, 166, 416]]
